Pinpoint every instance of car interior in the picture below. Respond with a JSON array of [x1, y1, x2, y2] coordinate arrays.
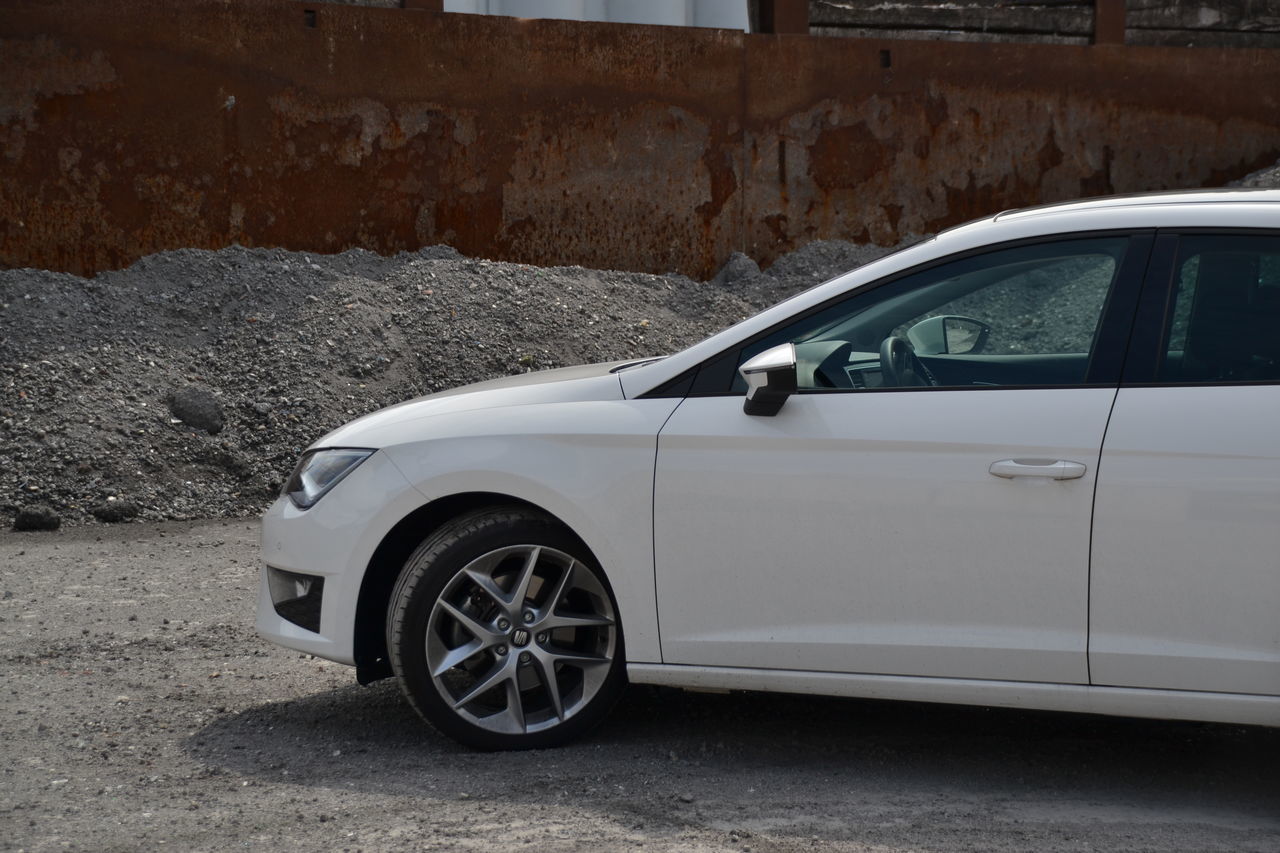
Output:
[[788, 246, 1123, 390], [1160, 244, 1280, 383]]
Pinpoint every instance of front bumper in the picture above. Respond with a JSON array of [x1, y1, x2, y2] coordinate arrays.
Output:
[[256, 449, 426, 665]]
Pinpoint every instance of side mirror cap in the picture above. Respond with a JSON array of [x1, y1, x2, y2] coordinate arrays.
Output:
[[739, 343, 797, 416]]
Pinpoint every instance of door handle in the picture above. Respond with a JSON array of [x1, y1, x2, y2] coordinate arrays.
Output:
[[988, 459, 1087, 480]]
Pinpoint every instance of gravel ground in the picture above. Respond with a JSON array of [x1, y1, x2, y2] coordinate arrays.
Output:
[[3, 520, 1278, 852], [0, 240, 894, 529]]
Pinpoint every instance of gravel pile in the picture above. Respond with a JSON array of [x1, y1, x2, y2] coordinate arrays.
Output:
[[1229, 159, 1280, 188], [1, 241, 901, 527]]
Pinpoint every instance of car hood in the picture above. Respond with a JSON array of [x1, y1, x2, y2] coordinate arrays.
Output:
[[311, 360, 639, 449]]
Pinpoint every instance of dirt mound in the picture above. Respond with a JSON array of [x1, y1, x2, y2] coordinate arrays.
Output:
[[1, 241, 892, 526]]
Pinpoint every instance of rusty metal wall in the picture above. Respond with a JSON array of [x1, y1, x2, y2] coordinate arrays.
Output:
[[2, 0, 1278, 279], [742, 37, 1280, 256]]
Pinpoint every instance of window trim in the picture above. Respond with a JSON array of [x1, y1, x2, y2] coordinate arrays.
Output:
[[645, 230, 1154, 398]]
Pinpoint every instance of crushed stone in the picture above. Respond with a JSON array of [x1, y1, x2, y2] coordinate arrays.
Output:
[[1228, 158, 1280, 188], [2, 241, 900, 526]]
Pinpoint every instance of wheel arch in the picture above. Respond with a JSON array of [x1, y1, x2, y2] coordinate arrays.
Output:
[[352, 491, 599, 684]]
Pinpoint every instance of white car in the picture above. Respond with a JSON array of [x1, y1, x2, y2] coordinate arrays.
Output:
[[259, 190, 1280, 749]]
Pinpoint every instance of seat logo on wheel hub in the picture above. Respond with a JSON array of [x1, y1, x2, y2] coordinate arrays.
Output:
[[511, 628, 531, 647]]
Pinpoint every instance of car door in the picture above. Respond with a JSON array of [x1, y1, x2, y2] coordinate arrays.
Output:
[[1091, 232, 1280, 696], [653, 234, 1152, 684]]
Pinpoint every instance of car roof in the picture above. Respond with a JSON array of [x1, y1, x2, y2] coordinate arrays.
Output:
[[991, 188, 1280, 223]]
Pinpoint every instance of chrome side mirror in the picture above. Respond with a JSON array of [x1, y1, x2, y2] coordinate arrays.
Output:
[[739, 343, 797, 416]]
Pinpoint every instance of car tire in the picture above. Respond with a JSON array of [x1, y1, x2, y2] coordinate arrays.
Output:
[[387, 506, 625, 750]]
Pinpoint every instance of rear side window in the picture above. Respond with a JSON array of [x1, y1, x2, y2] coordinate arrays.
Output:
[[1159, 235, 1280, 383]]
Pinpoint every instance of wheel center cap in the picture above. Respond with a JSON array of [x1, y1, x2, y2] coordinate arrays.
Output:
[[510, 628, 531, 647]]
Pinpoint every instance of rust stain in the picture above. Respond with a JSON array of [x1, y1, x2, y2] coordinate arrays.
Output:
[[808, 123, 894, 190], [1, 1, 1279, 279], [744, 38, 1280, 261], [1, 35, 118, 158]]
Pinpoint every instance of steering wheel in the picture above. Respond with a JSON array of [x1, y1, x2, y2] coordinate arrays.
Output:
[[879, 336, 939, 388]]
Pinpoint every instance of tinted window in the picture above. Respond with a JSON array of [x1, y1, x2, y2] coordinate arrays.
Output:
[[734, 237, 1128, 391], [891, 253, 1114, 356], [1159, 235, 1280, 384]]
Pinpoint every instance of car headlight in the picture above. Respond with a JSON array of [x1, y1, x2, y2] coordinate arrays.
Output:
[[283, 448, 375, 509]]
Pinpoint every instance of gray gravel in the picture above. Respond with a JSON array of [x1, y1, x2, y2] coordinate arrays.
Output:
[[1, 241, 901, 529], [3, 520, 1277, 851], [1229, 160, 1280, 188]]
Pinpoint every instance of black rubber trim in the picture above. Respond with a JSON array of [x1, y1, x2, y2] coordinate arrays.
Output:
[[690, 351, 738, 395], [1083, 233, 1154, 385], [610, 357, 665, 374], [639, 368, 695, 399], [1120, 380, 1280, 388], [1121, 233, 1180, 384], [792, 383, 1118, 394]]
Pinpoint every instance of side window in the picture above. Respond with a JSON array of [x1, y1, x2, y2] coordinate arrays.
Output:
[[1159, 235, 1280, 384], [890, 253, 1115, 356], [734, 237, 1129, 391]]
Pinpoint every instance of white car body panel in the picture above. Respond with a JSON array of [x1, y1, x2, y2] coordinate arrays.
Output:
[[258, 450, 429, 664], [316, 363, 634, 448], [376, 397, 681, 663], [1091, 385, 1280, 696], [654, 389, 1114, 683], [258, 365, 680, 665]]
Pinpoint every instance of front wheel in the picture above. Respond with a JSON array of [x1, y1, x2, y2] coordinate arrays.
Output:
[[387, 507, 624, 750]]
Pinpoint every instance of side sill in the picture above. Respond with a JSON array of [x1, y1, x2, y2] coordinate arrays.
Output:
[[626, 664, 1280, 729]]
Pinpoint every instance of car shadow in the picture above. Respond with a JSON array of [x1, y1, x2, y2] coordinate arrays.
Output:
[[185, 679, 1280, 836]]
